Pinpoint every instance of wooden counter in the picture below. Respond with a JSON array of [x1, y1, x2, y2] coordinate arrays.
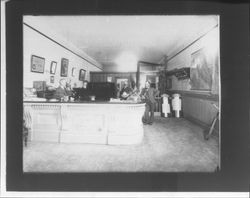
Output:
[[23, 101, 145, 145]]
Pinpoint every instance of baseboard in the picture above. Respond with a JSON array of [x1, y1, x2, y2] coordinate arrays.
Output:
[[184, 114, 219, 139]]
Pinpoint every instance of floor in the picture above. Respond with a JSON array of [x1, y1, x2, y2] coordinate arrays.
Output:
[[23, 117, 219, 172]]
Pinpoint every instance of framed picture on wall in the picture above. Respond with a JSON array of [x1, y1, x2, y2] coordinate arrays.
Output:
[[50, 61, 57, 74], [60, 58, 69, 77], [166, 78, 172, 89], [72, 67, 76, 77], [31, 55, 45, 73], [79, 69, 86, 81], [190, 48, 213, 91], [33, 81, 46, 91]]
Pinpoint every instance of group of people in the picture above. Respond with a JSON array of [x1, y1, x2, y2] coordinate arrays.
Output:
[[53, 79, 89, 101], [54, 78, 159, 125], [116, 80, 160, 125], [53, 78, 73, 101]]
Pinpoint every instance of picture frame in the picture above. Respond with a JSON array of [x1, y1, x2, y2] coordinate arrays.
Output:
[[79, 69, 86, 81], [72, 67, 76, 77], [60, 58, 69, 77], [33, 81, 46, 91], [50, 61, 57, 74], [30, 55, 45, 73], [190, 48, 213, 91]]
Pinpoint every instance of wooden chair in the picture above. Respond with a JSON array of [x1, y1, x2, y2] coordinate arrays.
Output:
[[204, 103, 219, 140]]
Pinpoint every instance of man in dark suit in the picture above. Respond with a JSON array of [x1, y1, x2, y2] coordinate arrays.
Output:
[[79, 80, 91, 101], [54, 79, 68, 101], [120, 81, 133, 100], [140, 80, 159, 125]]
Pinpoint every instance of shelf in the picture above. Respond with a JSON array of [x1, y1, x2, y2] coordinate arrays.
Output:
[[166, 67, 190, 80]]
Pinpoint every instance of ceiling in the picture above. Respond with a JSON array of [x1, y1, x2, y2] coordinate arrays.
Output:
[[24, 15, 218, 69]]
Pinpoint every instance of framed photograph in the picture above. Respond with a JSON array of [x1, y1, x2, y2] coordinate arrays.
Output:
[[190, 48, 213, 91], [50, 61, 57, 74], [107, 76, 112, 82], [60, 58, 69, 77], [79, 69, 86, 81], [30, 55, 45, 73], [33, 81, 46, 91], [72, 67, 76, 77]]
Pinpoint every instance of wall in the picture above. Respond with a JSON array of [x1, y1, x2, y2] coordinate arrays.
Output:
[[102, 63, 122, 72], [167, 26, 219, 94], [90, 72, 136, 84], [23, 24, 102, 88], [166, 25, 220, 137], [90, 71, 160, 91], [182, 95, 219, 131]]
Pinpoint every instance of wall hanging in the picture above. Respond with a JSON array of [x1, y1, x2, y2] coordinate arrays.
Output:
[[60, 58, 69, 77], [31, 55, 45, 73], [50, 61, 57, 74]]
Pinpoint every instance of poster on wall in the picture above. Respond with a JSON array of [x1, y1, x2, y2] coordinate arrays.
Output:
[[30, 55, 45, 73], [60, 58, 69, 77], [72, 67, 76, 77], [190, 48, 213, 91], [79, 69, 86, 81], [50, 61, 57, 74]]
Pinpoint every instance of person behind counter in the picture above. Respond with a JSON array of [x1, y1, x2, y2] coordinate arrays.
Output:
[[120, 81, 133, 100], [53, 78, 71, 101], [78, 80, 92, 101], [65, 80, 74, 96], [140, 80, 160, 125]]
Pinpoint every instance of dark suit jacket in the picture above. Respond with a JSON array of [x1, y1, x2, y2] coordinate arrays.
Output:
[[140, 87, 159, 104], [120, 86, 133, 100], [79, 88, 91, 101], [54, 86, 68, 100]]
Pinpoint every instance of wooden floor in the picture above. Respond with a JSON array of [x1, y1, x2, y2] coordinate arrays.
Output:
[[23, 117, 220, 172]]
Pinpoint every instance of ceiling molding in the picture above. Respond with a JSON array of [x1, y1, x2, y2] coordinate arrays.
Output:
[[23, 19, 103, 70]]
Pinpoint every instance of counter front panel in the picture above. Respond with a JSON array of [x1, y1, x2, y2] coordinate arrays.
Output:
[[23, 102, 145, 145]]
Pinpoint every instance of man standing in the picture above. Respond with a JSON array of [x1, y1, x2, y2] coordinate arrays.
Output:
[[54, 78, 68, 101], [120, 81, 133, 100], [79, 80, 91, 101], [140, 80, 159, 125]]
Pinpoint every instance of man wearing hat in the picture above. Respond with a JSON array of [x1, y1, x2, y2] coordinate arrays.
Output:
[[140, 80, 159, 125]]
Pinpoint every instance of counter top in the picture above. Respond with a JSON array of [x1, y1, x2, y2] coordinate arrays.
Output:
[[23, 100, 144, 105]]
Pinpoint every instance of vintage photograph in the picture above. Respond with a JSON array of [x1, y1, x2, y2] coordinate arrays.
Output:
[[22, 15, 220, 173], [60, 58, 69, 77], [30, 55, 45, 73], [79, 68, 86, 81], [50, 61, 57, 74]]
